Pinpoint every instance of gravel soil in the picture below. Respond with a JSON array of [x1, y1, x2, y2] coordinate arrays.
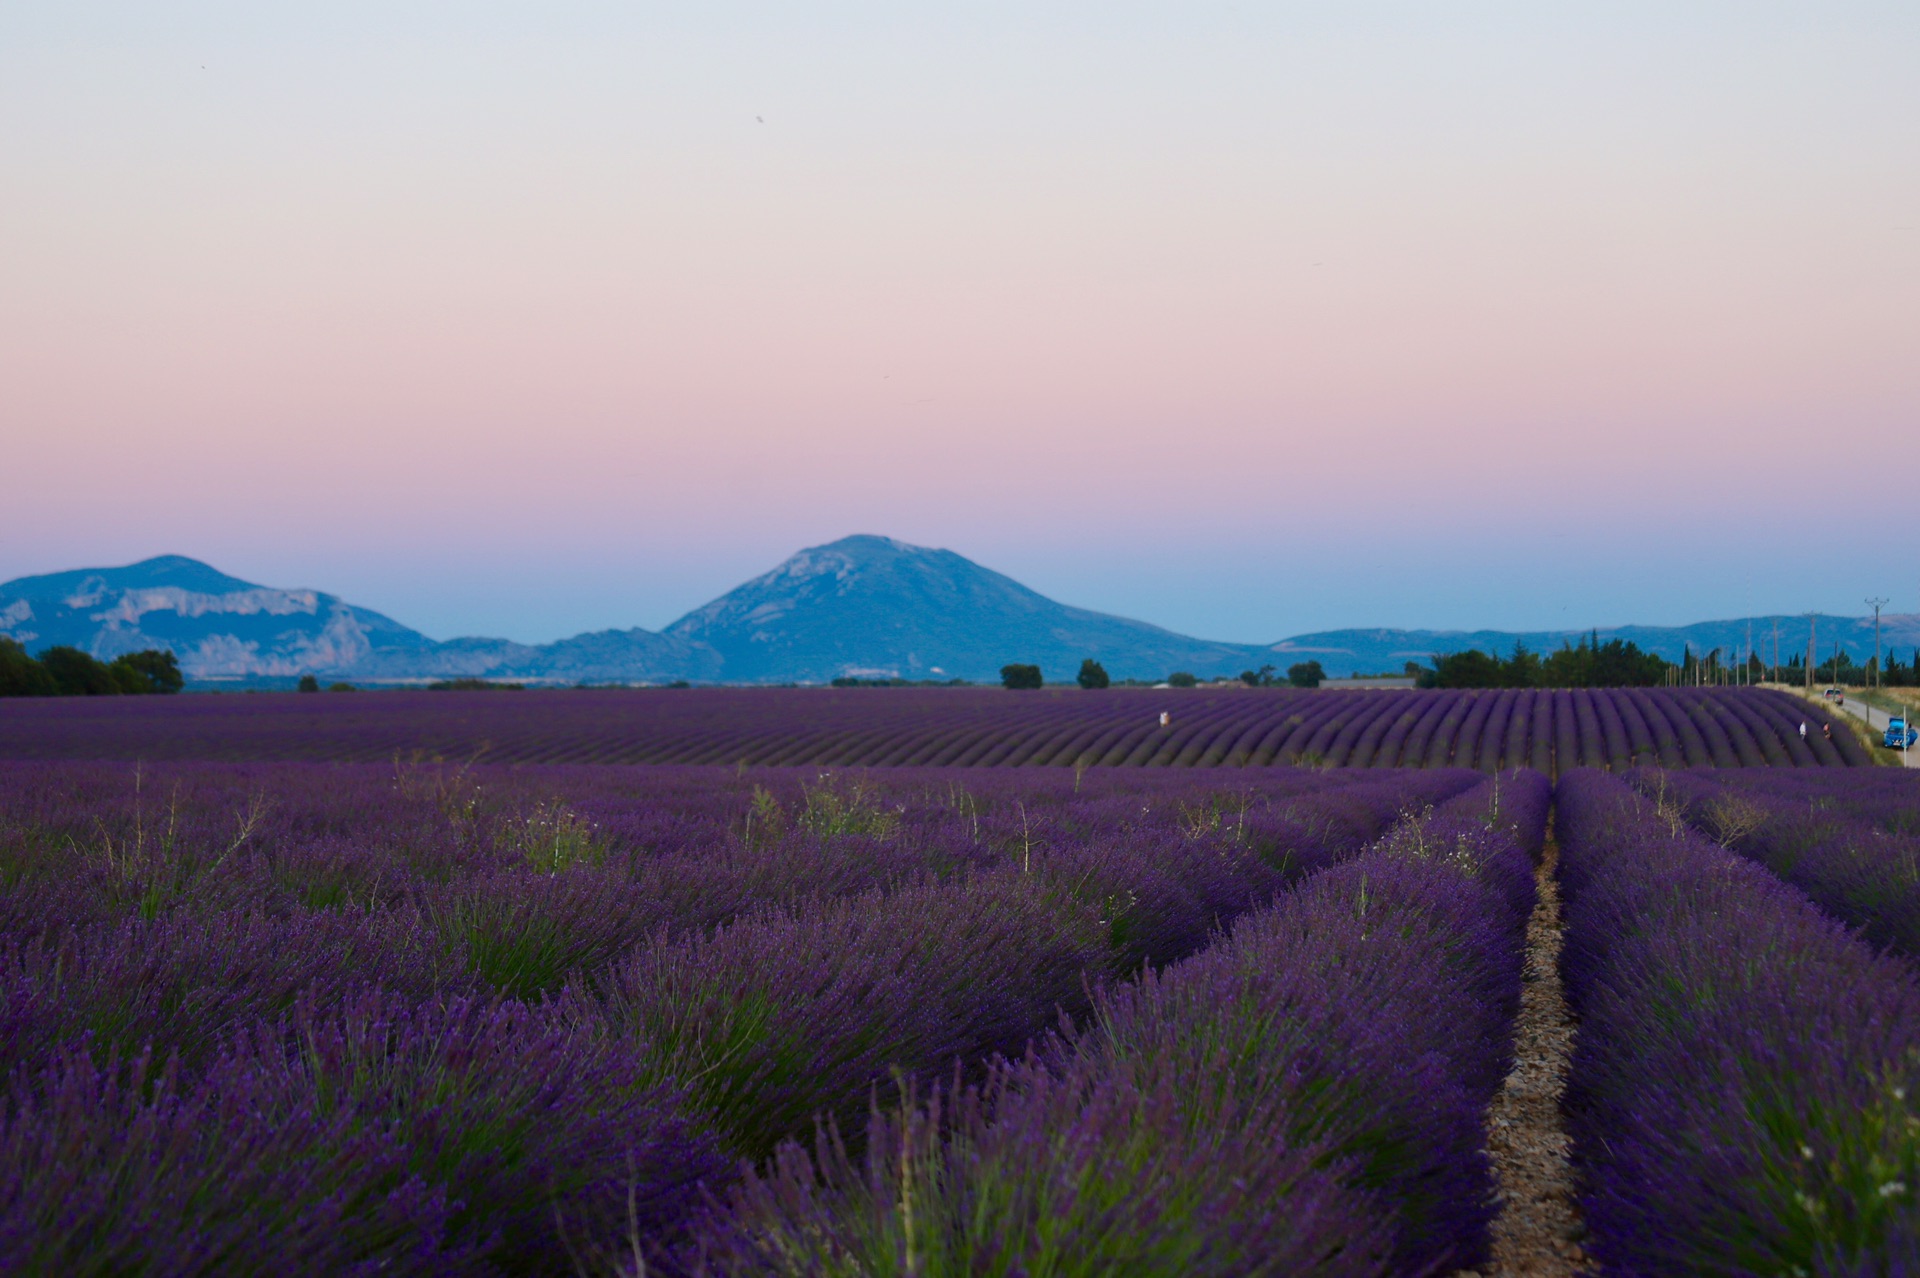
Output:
[[1456, 836, 1593, 1277]]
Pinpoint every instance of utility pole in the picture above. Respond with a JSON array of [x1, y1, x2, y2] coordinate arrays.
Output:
[[1806, 613, 1817, 692], [1773, 619, 1781, 683], [1868, 597, 1888, 691]]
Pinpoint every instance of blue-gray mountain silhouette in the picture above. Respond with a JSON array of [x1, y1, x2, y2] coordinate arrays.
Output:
[[3, 539, 1910, 684]]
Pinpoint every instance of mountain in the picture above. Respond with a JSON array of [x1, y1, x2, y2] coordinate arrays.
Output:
[[661, 535, 1262, 683], [0, 555, 439, 677], [5, 541, 1914, 685], [0, 555, 718, 684]]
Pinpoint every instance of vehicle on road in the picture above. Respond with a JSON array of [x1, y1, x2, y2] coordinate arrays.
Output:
[[1823, 687, 1846, 703], [1887, 716, 1920, 750]]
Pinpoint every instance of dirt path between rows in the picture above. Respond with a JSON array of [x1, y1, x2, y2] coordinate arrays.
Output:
[[1457, 836, 1592, 1276]]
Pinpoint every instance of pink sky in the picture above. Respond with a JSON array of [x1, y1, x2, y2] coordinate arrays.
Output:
[[3, 4, 1916, 642]]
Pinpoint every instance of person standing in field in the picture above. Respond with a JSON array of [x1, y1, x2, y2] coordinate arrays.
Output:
[[1159, 711, 1170, 727], [1800, 722, 1808, 743]]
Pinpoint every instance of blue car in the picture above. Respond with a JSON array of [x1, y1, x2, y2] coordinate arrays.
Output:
[[1886, 716, 1919, 750]]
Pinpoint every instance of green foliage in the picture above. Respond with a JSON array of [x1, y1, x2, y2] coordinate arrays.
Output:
[[1167, 671, 1198, 688], [38, 646, 121, 696], [1239, 664, 1277, 687], [1076, 659, 1110, 690], [1000, 663, 1043, 690], [297, 675, 321, 693], [328, 682, 356, 692], [1422, 633, 1667, 688], [427, 678, 525, 691], [1286, 661, 1326, 689], [0, 642, 180, 696], [741, 785, 788, 850], [496, 801, 605, 873], [80, 772, 268, 920], [110, 649, 184, 694], [796, 775, 903, 841], [1722, 1067, 1920, 1276], [0, 637, 56, 696], [427, 890, 574, 997]]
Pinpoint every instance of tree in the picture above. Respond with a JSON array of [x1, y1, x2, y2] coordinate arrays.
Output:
[[1240, 664, 1277, 687], [38, 646, 120, 696], [1503, 643, 1542, 688], [110, 650, 184, 694], [0, 638, 56, 696], [298, 674, 321, 693], [1286, 661, 1326, 689], [1000, 663, 1043, 690], [1077, 659, 1110, 690], [1167, 671, 1198, 688]]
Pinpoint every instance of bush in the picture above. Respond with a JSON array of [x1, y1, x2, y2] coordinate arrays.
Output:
[[1077, 659, 1110, 690], [1167, 672, 1198, 688], [1286, 661, 1326, 689], [0, 638, 56, 697], [297, 675, 320, 694], [38, 647, 121, 696], [109, 651, 183, 695], [1000, 664, 1043, 690], [0, 644, 179, 696]]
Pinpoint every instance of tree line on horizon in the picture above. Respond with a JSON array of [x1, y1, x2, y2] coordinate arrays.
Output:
[[1776, 647, 1920, 687], [0, 638, 184, 697], [1425, 633, 1920, 690], [1419, 633, 1669, 688]]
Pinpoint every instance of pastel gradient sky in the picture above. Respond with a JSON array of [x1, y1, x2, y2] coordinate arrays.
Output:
[[4, 2, 1917, 644]]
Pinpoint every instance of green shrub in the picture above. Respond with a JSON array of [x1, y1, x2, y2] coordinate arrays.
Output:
[[1287, 661, 1326, 689], [109, 650, 184, 694], [0, 638, 56, 697], [38, 647, 120, 696]]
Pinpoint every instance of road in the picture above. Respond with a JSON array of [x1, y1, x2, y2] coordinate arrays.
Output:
[[1834, 694, 1920, 768]]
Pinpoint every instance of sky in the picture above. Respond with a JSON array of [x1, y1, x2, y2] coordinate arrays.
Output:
[[3, 2, 1917, 645]]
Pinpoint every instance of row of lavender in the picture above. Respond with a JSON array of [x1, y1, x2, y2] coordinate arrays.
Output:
[[1556, 769, 1920, 1274], [0, 685, 1862, 769], [0, 762, 1520, 1273], [692, 772, 1548, 1275], [1632, 766, 1920, 959]]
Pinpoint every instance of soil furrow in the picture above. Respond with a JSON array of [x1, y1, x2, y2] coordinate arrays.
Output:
[[1458, 835, 1591, 1276]]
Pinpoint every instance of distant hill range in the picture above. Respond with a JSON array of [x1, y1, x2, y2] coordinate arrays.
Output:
[[3, 536, 1914, 685]]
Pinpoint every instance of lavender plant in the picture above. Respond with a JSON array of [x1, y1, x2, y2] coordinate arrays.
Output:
[[685, 773, 1546, 1276], [1557, 769, 1920, 1274], [1632, 767, 1920, 960], [0, 686, 1854, 770]]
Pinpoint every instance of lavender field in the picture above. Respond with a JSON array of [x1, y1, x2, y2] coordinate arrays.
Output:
[[1557, 769, 1920, 1274], [3, 759, 1513, 1273], [4, 695, 1919, 1274], [0, 684, 1865, 770]]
